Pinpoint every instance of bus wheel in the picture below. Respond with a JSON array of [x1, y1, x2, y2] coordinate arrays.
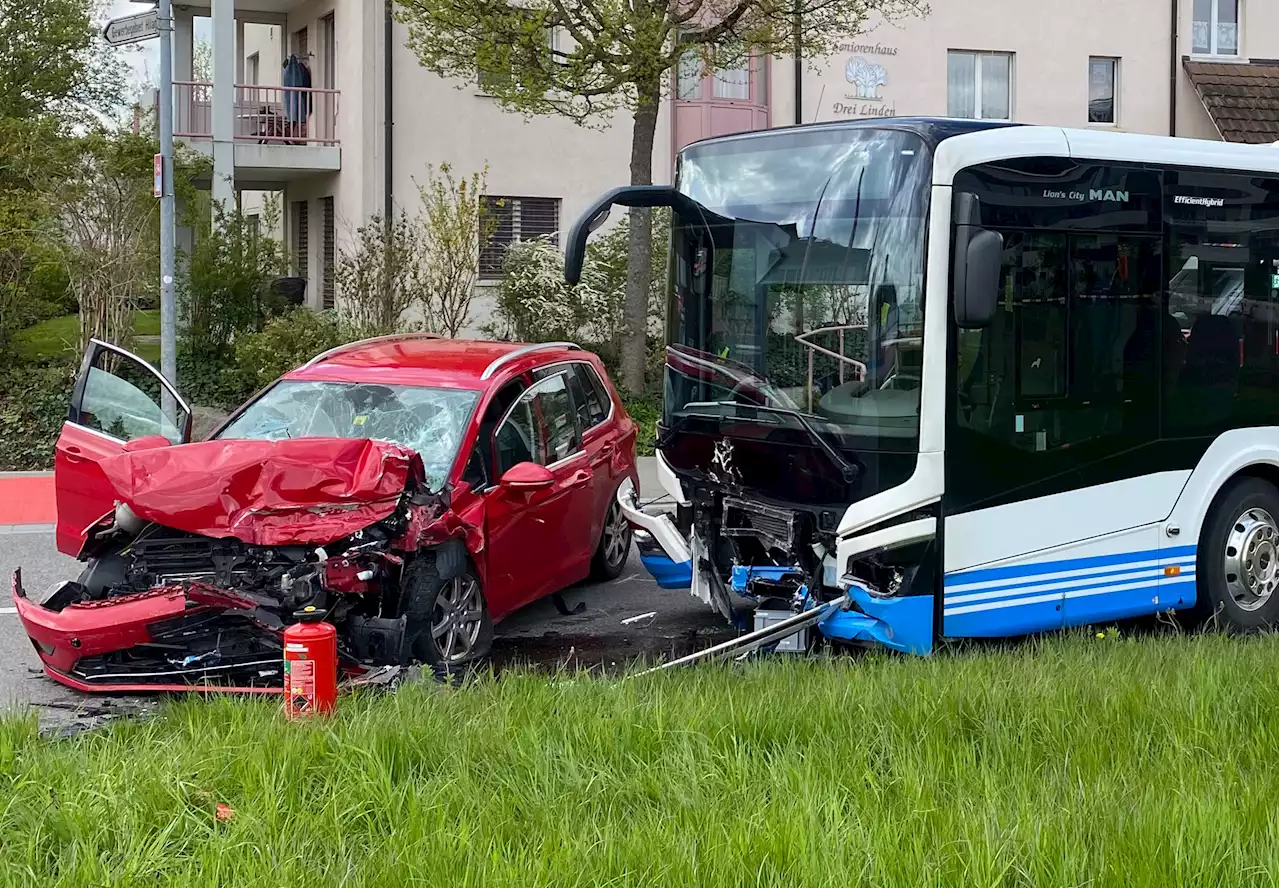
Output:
[[1196, 477, 1279, 631]]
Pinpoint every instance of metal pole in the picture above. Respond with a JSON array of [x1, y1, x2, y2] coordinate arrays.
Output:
[[158, 0, 178, 393]]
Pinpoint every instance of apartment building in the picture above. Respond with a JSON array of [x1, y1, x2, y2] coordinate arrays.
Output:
[[173, 0, 1279, 328]]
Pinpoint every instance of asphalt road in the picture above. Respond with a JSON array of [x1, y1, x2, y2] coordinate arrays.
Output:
[[0, 460, 731, 731]]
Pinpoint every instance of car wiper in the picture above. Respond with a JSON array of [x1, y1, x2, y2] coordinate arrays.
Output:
[[713, 400, 860, 484]]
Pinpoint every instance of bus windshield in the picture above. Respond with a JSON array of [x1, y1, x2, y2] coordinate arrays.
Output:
[[666, 127, 931, 453]]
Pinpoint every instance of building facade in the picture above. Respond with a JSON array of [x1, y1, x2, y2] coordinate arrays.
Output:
[[175, 0, 1279, 329]]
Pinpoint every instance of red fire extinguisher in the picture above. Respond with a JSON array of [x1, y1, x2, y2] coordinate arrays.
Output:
[[283, 606, 338, 717]]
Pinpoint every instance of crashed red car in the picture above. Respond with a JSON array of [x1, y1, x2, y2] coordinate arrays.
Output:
[[13, 335, 638, 692]]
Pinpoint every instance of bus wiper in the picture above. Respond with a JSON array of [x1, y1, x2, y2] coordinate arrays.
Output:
[[714, 401, 860, 484]]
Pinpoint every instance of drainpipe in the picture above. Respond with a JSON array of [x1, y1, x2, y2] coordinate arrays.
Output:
[[384, 0, 395, 221], [792, 0, 802, 125], [1169, 0, 1179, 136]]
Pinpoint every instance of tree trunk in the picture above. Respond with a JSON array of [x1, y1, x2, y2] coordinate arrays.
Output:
[[621, 79, 661, 395]]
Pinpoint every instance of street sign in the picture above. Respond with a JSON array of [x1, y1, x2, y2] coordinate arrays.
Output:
[[153, 154, 163, 198], [103, 8, 159, 46]]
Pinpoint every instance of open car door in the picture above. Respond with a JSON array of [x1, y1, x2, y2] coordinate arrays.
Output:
[[54, 339, 192, 556]]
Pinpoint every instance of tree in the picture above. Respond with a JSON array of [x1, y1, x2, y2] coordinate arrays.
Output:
[[395, 0, 927, 393], [0, 0, 127, 121], [416, 162, 498, 337], [55, 132, 160, 352], [333, 209, 427, 337]]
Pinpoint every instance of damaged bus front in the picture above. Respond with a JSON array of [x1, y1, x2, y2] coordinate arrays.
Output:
[[567, 121, 969, 656]]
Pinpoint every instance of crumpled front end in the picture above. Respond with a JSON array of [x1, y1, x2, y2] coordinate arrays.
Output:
[[15, 439, 489, 693], [618, 453, 936, 657]]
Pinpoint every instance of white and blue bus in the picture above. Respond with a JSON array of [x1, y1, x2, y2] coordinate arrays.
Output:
[[566, 118, 1278, 656]]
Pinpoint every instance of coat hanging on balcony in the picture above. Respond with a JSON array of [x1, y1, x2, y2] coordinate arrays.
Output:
[[282, 54, 313, 123]]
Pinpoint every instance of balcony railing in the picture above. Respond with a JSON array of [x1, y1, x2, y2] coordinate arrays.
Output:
[[170, 81, 339, 146]]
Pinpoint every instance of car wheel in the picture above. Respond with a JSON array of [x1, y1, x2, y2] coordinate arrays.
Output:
[[401, 553, 494, 668], [591, 490, 633, 581], [1192, 476, 1279, 631]]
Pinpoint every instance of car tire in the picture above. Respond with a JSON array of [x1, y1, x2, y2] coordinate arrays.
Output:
[[1191, 476, 1279, 632], [400, 548, 494, 668], [590, 487, 633, 581]]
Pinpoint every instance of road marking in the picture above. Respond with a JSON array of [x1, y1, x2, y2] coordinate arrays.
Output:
[[0, 607, 18, 615], [0, 524, 56, 535]]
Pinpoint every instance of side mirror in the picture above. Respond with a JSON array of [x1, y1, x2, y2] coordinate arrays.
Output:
[[564, 185, 716, 285], [952, 191, 1003, 330], [953, 229, 1004, 329], [499, 461, 555, 492], [123, 434, 173, 452]]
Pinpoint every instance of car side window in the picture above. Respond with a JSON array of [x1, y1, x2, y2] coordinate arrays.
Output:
[[76, 348, 188, 444], [495, 397, 538, 476], [534, 370, 580, 463], [572, 363, 612, 428], [494, 371, 583, 475], [479, 379, 528, 483]]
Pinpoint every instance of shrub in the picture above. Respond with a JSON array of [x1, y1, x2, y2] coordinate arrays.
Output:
[[234, 308, 347, 392], [0, 361, 75, 470], [179, 201, 289, 363], [622, 394, 660, 457]]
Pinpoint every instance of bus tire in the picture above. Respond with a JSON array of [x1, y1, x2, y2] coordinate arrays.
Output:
[[1193, 477, 1279, 631]]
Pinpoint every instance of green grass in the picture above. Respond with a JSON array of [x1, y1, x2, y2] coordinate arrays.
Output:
[[13, 310, 161, 364], [0, 632, 1275, 887]]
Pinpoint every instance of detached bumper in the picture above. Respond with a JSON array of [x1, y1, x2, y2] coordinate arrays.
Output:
[[11, 569, 288, 694], [615, 478, 693, 590]]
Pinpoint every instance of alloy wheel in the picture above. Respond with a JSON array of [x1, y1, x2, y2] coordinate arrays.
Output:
[[430, 575, 485, 662], [602, 499, 631, 570]]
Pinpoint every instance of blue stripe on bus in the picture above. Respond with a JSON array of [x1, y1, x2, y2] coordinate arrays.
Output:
[[945, 545, 1198, 589], [944, 557, 1198, 602]]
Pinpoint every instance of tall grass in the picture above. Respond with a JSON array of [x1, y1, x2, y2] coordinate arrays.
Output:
[[0, 631, 1275, 887]]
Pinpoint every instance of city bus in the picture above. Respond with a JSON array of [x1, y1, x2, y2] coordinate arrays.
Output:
[[565, 118, 1278, 657]]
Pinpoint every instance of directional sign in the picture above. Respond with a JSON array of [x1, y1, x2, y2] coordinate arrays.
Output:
[[104, 8, 159, 46]]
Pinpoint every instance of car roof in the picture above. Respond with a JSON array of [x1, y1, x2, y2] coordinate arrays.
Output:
[[283, 334, 587, 389]]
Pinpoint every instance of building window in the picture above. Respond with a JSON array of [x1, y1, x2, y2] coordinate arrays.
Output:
[[947, 51, 1012, 120], [1193, 0, 1239, 56], [1088, 57, 1117, 124], [712, 41, 751, 100], [291, 200, 308, 285], [246, 213, 260, 247], [477, 27, 556, 93], [246, 52, 259, 85], [321, 196, 335, 310], [479, 196, 560, 279], [677, 42, 758, 102]]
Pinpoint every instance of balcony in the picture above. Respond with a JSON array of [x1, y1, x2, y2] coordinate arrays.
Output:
[[167, 82, 341, 186]]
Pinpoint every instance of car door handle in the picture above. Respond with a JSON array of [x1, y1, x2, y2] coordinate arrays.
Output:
[[598, 443, 615, 460], [63, 445, 86, 462], [569, 470, 592, 488]]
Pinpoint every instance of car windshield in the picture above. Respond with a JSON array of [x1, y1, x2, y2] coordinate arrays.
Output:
[[217, 381, 480, 491], [666, 126, 930, 452]]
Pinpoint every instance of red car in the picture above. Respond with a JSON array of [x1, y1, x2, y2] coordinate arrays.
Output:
[[12, 335, 638, 692]]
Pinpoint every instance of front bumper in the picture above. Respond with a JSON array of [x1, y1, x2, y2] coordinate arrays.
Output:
[[12, 569, 292, 694], [615, 485, 935, 656]]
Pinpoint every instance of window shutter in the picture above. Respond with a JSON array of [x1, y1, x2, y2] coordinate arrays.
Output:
[[321, 196, 335, 310], [479, 196, 561, 280], [292, 200, 308, 285]]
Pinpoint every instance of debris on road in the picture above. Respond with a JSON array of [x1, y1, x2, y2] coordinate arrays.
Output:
[[620, 611, 658, 625]]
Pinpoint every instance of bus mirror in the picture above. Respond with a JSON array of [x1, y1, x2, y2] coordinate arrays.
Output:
[[954, 227, 1003, 329], [565, 185, 711, 285]]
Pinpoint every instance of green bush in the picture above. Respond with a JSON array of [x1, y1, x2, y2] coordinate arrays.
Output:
[[176, 351, 255, 412], [0, 361, 75, 470], [179, 203, 289, 364], [623, 394, 660, 457], [234, 308, 347, 392]]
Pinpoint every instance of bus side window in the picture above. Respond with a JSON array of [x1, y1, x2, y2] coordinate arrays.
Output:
[[1164, 171, 1278, 438]]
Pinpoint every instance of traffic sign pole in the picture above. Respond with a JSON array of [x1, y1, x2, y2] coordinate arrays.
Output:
[[157, 0, 178, 401]]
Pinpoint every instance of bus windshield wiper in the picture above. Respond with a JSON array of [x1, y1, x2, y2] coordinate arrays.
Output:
[[713, 401, 860, 484]]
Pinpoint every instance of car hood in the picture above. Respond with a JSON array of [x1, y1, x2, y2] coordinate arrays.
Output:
[[97, 437, 426, 546]]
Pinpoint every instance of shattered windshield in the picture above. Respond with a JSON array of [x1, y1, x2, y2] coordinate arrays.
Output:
[[667, 127, 930, 452], [217, 381, 480, 491]]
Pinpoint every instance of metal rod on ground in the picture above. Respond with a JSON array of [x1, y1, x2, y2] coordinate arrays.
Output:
[[630, 596, 847, 678], [158, 0, 178, 405]]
